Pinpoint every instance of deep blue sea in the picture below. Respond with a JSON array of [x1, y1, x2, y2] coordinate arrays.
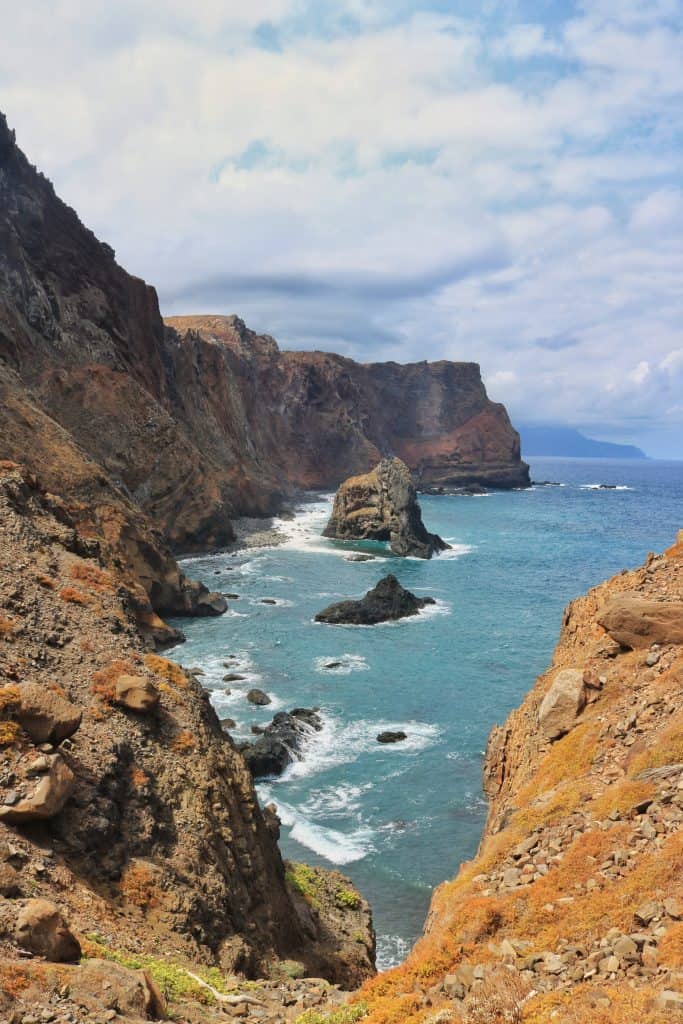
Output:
[[170, 457, 683, 969]]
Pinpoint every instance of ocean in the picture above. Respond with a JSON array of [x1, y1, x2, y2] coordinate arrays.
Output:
[[169, 456, 683, 969]]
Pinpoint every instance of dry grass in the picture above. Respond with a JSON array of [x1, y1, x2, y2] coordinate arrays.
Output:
[[0, 963, 31, 997], [130, 767, 149, 789], [0, 721, 21, 746], [90, 658, 138, 704], [657, 920, 683, 966], [628, 720, 683, 776], [144, 654, 189, 689], [522, 984, 671, 1024], [171, 730, 196, 754], [119, 863, 159, 910], [462, 969, 530, 1024], [58, 586, 91, 606], [35, 573, 56, 589], [68, 561, 114, 593], [0, 615, 17, 640]]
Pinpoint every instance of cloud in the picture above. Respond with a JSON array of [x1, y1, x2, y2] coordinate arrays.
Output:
[[1, 1, 682, 454]]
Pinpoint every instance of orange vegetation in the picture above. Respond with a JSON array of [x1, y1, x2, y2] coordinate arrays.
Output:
[[119, 863, 159, 910], [90, 658, 138, 704], [68, 561, 114, 593], [35, 573, 56, 589], [0, 615, 17, 640], [170, 730, 196, 754], [58, 586, 91, 606], [144, 654, 189, 689]]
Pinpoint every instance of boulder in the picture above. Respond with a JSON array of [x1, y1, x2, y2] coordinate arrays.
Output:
[[323, 457, 450, 559], [242, 709, 323, 778], [538, 669, 586, 740], [17, 681, 82, 744], [315, 574, 435, 625], [598, 594, 683, 649], [247, 688, 271, 706], [15, 898, 81, 961], [0, 753, 74, 822], [115, 675, 160, 713], [377, 731, 407, 744], [70, 959, 166, 1018]]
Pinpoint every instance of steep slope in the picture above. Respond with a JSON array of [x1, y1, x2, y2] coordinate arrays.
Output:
[[358, 533, 683, 1023], [0, 463, 374, 1021]]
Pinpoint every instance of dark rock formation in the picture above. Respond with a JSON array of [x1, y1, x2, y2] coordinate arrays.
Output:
[[242, 709, 323, 778], [323, 457, 449, 558], [377, 731, 407, 744], [315, 574, 435, 625]]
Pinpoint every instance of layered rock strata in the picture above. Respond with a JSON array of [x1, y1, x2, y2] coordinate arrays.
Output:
[[323, 457, 449, 558]]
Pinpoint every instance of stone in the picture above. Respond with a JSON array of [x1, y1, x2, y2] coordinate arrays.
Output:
[[657, 990, 683, 1012], [634, 900, 662, 926], [598, 594, 683, 649], [503, 867, 521, 887], [242, 709, 323, 778], [376, 731, 407, 744], [543, 953, 564, 974], [247, 688, 271, 706], [114, 675, 159, 713], [665, 897, 682, 920], [613, 936, 638, 961], [70, 959, 166, 1018], [323, 457, 450, 559], [17, 682, 82, 744], [442, 974, 466, 999], [315, 574, 435, 626], [15, 899, 81, 962], [0, 754, 74, 822], [538, 669, 586, 740], [0, 861, 22, 897]]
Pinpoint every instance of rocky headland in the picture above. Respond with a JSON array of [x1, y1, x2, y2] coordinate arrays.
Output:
[[323, 458, 449, 559], [315, 575, 436, 626]]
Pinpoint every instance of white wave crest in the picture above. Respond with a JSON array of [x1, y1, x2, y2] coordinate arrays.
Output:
[[257, 792, 374, 865]]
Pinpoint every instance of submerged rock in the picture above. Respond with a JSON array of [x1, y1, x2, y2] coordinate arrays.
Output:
[[315, 574, 435, 625], [324, 457, 450, 559], [242, 708, 323, 778]]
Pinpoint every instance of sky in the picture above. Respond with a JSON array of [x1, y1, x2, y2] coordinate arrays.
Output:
[[1, 1, 682, 456]]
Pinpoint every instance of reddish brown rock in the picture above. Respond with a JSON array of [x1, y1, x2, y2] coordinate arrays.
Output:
[[0, 753, 74, 823], [17, 680, 82, 744], [597, 594, 683, 648], [114, 675, 160, 713], [14, 899, 81, 962]]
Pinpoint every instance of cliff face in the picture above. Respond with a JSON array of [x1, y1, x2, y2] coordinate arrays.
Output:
[[0, 111, 527, 599], [359, 534, 683, 1023], [167, 315, 530, 494], [0, 464, 374, 1020]]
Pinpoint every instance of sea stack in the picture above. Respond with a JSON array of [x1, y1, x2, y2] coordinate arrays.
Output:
[[315, 574, 435, 625], [323, 457, 449, 559]]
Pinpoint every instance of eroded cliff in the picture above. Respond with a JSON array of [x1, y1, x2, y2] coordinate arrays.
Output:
[[356, 533, 683, 1023]]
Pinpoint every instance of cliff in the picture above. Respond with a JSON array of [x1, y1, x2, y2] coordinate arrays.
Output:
[[167, 315, 530, 494], [0, 464, 374, 1021], [358, 533, 683, 1023]]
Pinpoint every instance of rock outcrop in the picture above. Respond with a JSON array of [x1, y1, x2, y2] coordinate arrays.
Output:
[[323, 457, 449, 558], [357, 533, 683, 1024], [315, 575, 435, 625], [242, 709, 323, 778]]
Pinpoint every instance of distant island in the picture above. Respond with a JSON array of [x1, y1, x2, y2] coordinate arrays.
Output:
[[519, 424, 647, 459]]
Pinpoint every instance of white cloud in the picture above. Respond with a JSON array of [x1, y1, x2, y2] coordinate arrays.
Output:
[[0, 1, 682, 454]]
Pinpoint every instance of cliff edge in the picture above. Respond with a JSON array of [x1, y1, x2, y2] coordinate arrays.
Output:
[[357, 532, 683, 1023]]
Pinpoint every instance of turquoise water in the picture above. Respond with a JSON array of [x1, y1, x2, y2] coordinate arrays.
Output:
[[170, 457, 683, 968]]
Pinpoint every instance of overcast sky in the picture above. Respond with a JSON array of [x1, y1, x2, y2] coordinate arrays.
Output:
[[2, 1, 682, 455]]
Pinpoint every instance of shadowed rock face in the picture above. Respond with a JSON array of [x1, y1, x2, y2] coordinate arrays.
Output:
[[323, 457, 449, 558], [315, 574, 435, 625], [0, 113, 526, 611]]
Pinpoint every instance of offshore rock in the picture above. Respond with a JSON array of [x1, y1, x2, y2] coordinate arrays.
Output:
[[323, 457, 449, 558], [315, 574, 435, 625], [242, 709, 323, 778]]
